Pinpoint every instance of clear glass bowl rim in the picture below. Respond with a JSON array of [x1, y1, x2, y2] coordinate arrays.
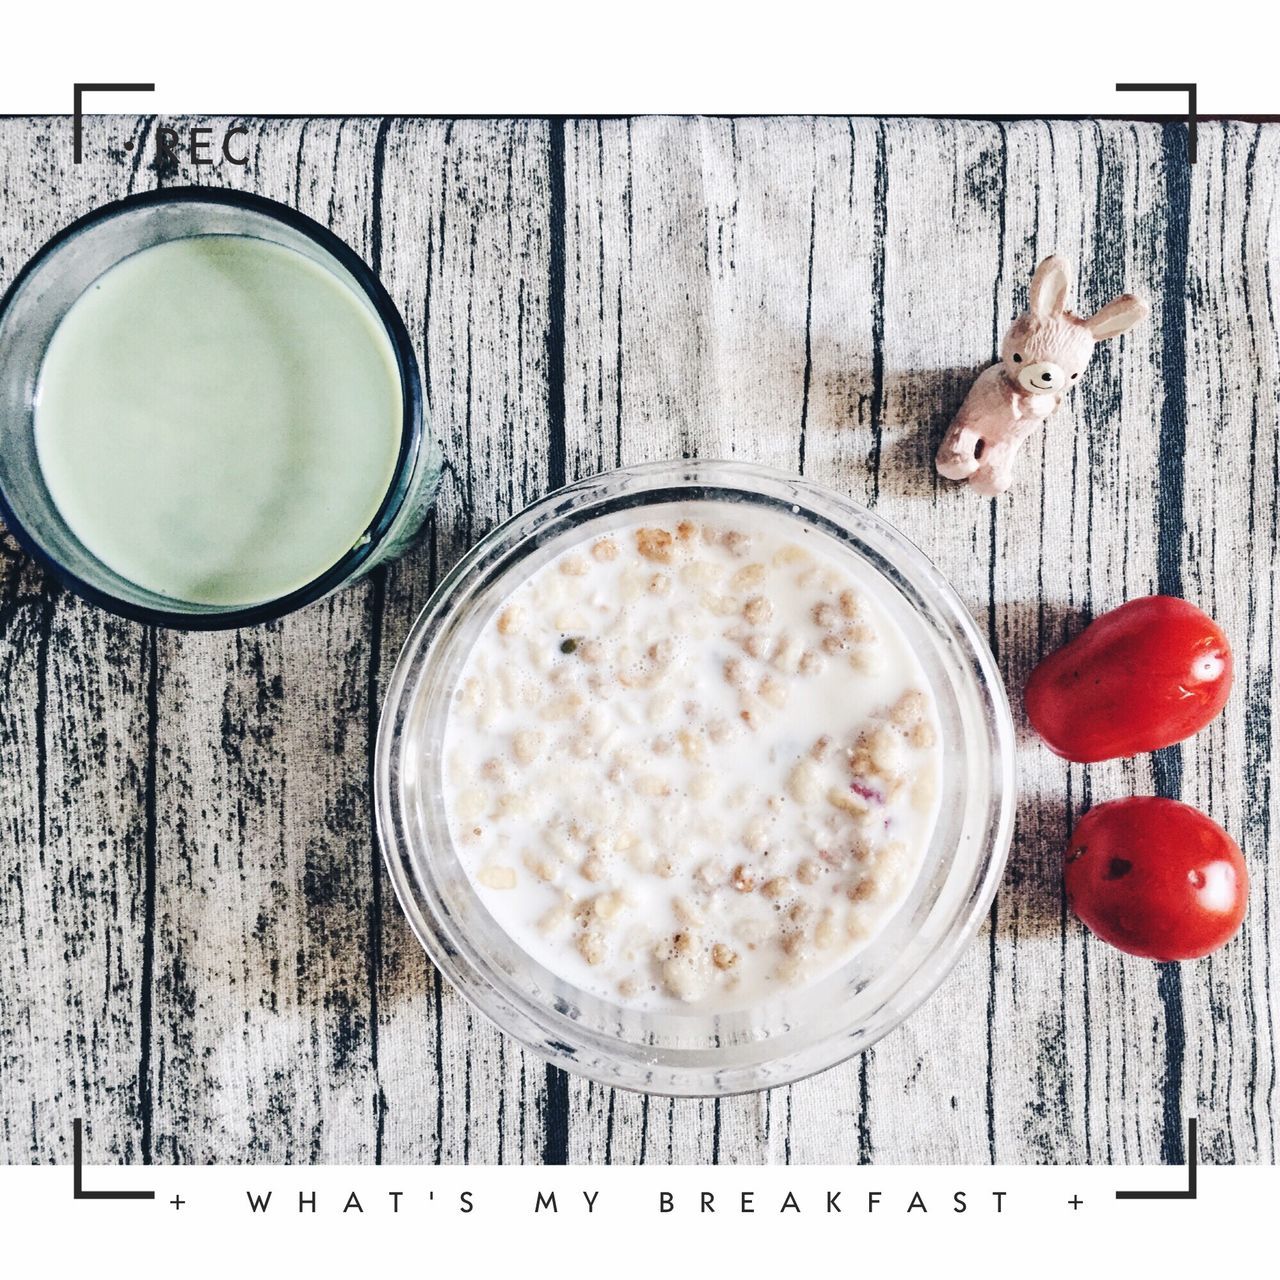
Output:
[[375, 459, 1017, 1097], [0, 185, 425, 630]]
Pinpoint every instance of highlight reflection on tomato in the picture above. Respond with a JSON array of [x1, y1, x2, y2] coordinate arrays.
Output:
[[1064, 797, 1248, 961]]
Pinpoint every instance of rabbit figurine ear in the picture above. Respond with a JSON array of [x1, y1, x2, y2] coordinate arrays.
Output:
[[1082, 293, 1151, 340], [1029, 255, 1071, 320]]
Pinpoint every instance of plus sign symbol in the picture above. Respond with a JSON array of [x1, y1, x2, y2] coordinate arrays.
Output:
[[1068, 1194, 1084, 1210], [170, 1194, 186, 1211]]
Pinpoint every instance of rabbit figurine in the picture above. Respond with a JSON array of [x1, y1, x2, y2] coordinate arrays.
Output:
[[935, 255, 1149, 496]]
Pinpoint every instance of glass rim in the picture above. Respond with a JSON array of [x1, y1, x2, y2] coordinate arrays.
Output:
[[0, 185, 424, 630], [375, 459, 1018, 1096]]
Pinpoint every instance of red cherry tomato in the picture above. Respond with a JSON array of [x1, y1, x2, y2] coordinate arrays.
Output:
[[1064, 797, 1247, 960], [1025, 596, 1232, 763]]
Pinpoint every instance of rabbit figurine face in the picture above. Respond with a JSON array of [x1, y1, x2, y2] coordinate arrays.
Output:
[[1000, 299, 1094, 396], [936, 255, 1149, 496]]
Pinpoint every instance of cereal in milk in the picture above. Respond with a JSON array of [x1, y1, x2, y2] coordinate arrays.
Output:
[[441, 504, 941, 1010]]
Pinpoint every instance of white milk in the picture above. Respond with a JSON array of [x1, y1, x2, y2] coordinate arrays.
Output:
[[440, 502, 941, 1012]]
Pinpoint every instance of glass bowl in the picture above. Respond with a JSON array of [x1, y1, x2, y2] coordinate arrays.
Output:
[[375, 459, 1015, 1096], [0, 187, 440, 629]]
